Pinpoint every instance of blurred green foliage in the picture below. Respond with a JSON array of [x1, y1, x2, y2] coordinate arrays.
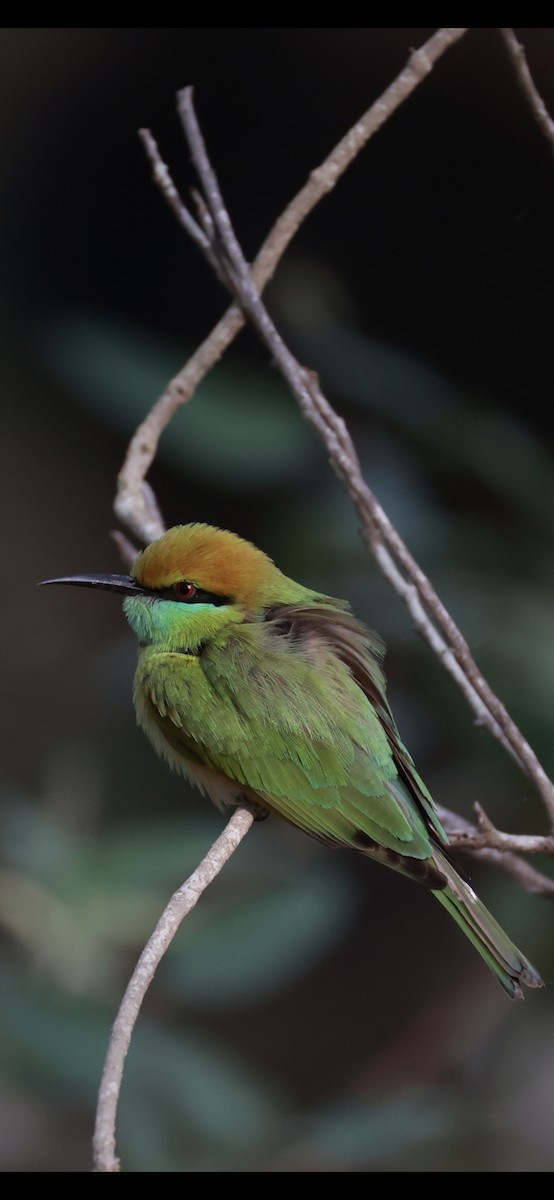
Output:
[[40, 312, 322, 491]]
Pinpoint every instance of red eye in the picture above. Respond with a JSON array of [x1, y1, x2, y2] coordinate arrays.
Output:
[[173, 581, 197, 601]]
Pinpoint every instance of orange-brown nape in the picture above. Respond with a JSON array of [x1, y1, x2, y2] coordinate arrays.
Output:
[[131, 523, 310, 611]]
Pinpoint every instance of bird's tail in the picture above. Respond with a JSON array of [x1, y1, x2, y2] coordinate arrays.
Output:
[[432, 848, 543, 999]]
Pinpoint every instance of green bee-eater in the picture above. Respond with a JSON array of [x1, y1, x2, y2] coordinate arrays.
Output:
[[43, 522, 543, 998]]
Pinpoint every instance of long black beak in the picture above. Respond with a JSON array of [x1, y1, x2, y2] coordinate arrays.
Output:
[[39, 573, 146, 595]]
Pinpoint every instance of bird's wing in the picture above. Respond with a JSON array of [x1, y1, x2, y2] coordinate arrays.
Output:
[[138, 617, 441, 871], [268, 602, 449, 847]]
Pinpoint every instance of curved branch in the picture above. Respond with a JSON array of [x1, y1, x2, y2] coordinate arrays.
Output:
[[93, 807, 254, 1173]]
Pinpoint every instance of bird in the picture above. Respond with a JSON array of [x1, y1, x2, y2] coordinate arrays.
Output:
[[42, 522, 543, 999]]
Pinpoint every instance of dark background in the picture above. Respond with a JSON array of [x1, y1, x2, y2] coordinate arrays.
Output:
[[1, 28, 553, 1172]]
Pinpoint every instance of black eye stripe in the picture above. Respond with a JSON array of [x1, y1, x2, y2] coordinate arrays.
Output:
[[156, 584, 231, 606], [188, 587, 230, 606]]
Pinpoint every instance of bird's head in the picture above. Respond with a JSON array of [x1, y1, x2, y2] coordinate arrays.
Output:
[[41, 523, 318, 649], [131, 523, 304, 609]]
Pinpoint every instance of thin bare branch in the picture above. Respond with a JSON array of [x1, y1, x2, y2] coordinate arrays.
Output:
[[139, 128, 239, 289], [93, 806, 255, 1173], [500, 28, 554, 154], [449, 798, 554, 856], [139, 128, 209, 250], [437, 805, 554, 898], [451, 825, 554, 858], [115, 28, 469, 541], [110, 529, 139, 568], [463, 850, 554, 897]]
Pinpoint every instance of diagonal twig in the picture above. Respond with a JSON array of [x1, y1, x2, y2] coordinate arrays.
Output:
[[500, 27, 554, 154]]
